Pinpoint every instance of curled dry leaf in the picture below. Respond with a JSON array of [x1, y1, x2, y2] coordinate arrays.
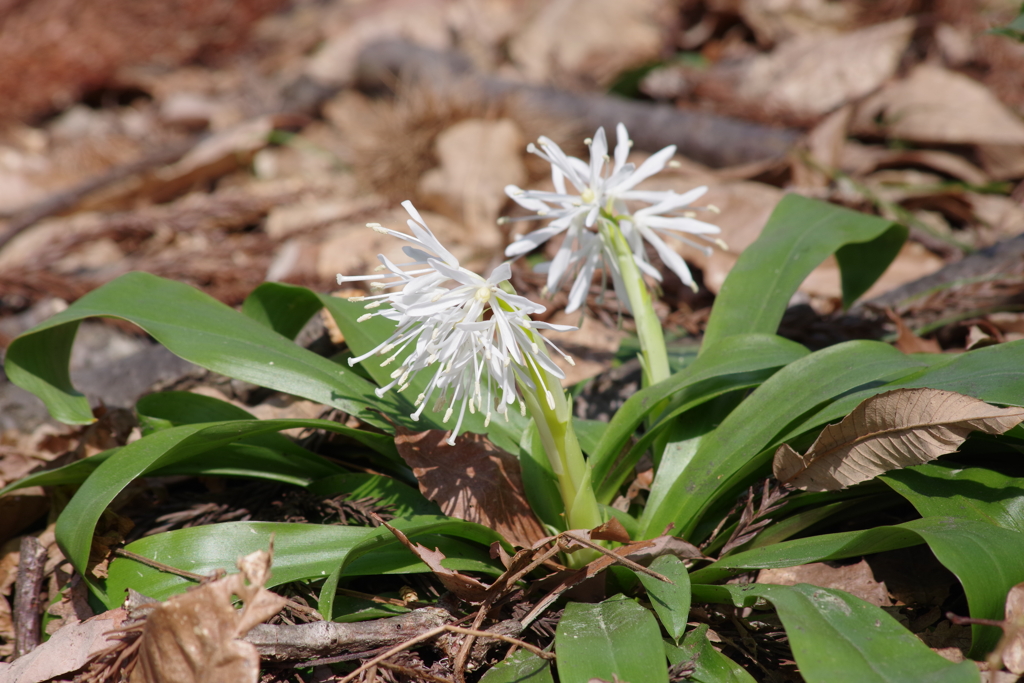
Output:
[[380, 520, 493, 604], [129, 548, 287, 683], [774, 388, 1024, 491], [395, 428, 547, 548], [997, 581, 1024, 675]]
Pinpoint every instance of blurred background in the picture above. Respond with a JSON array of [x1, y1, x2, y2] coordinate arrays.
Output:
[[1, 0, 1023, 432]]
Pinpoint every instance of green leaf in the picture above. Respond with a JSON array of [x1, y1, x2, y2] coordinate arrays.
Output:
[[882, 463, 1024, 534], [638, 555, 691, 642], [590, 333, 809, 492], [555, 597, 669, 683], [666, 625, 756, 683], [692, 583, 980, 683], [702, 194, 906, 349], [53, 418, 404, 601], [479, 650, 554, 683], [105, 517, 502, 609], [241, 280, 326, 340], [640, 341, 928, 539], [690, 516, 1024, 656], [4, 272, 397, 429]]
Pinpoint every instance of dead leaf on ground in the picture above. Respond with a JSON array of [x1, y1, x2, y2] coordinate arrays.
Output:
[[885, 308, 942, 354], [0, 608, 128, 683], [129, 548, 286, 683], [757, 560, 891, 606], [395, 428, 547, 548], [854, 64, 1024, 147], [774, 388, 1024, 491], [418, 117, 525, 248], [737, 18, 915, 116], [380, 520, 494, 603], [508, 0, 672, 86], [998, 581, 1024, 675]]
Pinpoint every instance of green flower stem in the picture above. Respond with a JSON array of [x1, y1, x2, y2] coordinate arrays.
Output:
[[601, 217, 671, 389], [518, 328, 603, 567]]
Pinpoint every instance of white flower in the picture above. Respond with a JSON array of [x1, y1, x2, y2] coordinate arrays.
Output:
[[338, 201, 575, 445], [504, 123, 721, 311]]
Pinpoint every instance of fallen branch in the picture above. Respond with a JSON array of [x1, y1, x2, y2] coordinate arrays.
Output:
[[341, 40, 801, 169]]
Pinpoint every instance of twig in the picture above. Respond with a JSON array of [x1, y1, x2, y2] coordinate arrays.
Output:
[[338, 623, 554, 683], [13, 535, 47, 658], [114, 548, 206, 582], [561, 532, 671, 583]]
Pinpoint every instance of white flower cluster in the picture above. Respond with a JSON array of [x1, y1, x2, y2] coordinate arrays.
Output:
[[338, 201, 574, 444], [504, 123, 722, 313]]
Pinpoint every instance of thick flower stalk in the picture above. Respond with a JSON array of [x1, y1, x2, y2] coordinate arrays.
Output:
[[504, 124, 722, 388], [339, 201, 603, 542]]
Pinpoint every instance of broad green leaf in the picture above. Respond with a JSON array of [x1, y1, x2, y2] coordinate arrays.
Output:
[[590, 333, 809, 492], [692, 583, 980, 683], [519, 423, 565, 533], [702, 194, 905, 349], [4, 272, 397, 428], [780, 340, 1024, 447], [638, 555, 691, 642], [105, 517, 502, 609], [479, 650, 554, 683], [882, 463, 1024, 534], [666, 625, 756, 683], [53, 418, 404, 600], [555, 597, 669, 683], [690, 516, 1024, 656], [241, 280, 325, 340], [640, 341, 929, 539]]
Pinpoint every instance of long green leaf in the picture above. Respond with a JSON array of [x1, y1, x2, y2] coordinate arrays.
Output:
[[590, 334, 809, 488], [4, 272, 397, 428], [692, 583, 980, 683], [702, 194, 905, 349], [555, 597, 669, 683], [54, 418, 403, 601], [640, 341, 929, 539], [882, 463, 1024, 534], [105, 517, 502, 610], [690, 516, 1024, 656]]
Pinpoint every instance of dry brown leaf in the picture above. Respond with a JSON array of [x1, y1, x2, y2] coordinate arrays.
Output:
[[380, 520, 493, 603], [737, 18, 914, 116], [508, 0, 672, 86], [757, 560, 890, 606], [0, 608, 128, 682], [418, 118, 526, 247], [130, 548, 286, 683], [854, 64, 1024, 147], [395, 428, 547, 548], [774, 388, 1024, 491], [1000, 581, 1024, 674], [885, 308, 941, 354]]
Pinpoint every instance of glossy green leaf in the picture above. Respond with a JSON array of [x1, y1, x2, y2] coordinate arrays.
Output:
[[479, 650, 554, 683], [590, 333, 809, 491], [882, 463, 1024, 534], [690, 516, 1024, 656], [4, 272, 398, 429], [241, 280, 325, 340], [692, 583, 979, 683], [666, 625, 756, 683], [778, 340, 1024, 447], [638, 555, 691, 642], [640, 341, 929, 539], [702, 194, 905, 349], [555, 597, 669, 683], [105, 516, 502, 610], [54, 418, 405, 600]]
